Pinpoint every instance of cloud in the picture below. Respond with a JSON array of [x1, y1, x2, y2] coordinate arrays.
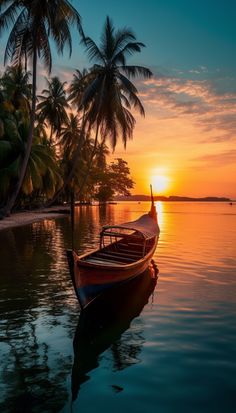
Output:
[[192, 149, 236, 167], [136, 71, 236, 142], [199, 113, 236, 141]]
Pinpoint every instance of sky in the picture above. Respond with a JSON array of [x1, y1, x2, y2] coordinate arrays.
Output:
[[1, 0, 236, 198]]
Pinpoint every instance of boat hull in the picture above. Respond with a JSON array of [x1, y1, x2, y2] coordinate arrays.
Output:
[[67, 239, 158, 308]]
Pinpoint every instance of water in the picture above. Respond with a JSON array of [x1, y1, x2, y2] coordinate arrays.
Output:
[[0, 202, 236, 413]]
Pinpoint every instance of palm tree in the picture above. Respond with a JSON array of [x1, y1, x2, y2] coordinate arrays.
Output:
[[19, 121, 63, 202], [59, 113, 83, 158], [0, 0, 83, 216], [95, 139, 110, 170], [46, 112, 87, 205], [69, 69, 91, 110], [0, 113, 62, 208], [49, 16, 152, 204], [81, 16, 152, 150], [0, 65, 32, 114], [37, 76, 69, 144]]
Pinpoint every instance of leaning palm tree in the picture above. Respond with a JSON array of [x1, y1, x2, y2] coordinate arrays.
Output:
[[37, 76, 69, 144], [0, 0, 83, 216]]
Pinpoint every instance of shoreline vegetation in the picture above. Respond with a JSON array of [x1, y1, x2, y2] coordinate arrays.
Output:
[[0, 8, 150, 218]]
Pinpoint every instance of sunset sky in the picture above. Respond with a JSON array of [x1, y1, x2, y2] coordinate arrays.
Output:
[[1, 0, 236, 198]]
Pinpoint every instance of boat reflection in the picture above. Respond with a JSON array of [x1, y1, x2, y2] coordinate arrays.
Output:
[[72, 263, 158, 401]]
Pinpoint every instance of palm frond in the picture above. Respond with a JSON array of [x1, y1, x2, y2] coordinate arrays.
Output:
[[37, 22, 52, 72], [0, 1, 21, 36], [117, 72, 138, 94], [52, 18, 72, 56], [81, 76, 104, 107], [120, 67, 150, 115], [4, 8, 28, 65], [113, 42, 145, 65], [60, 0, 84, 38], [119, 65, 153, 79], [83, 37, 105, 64]]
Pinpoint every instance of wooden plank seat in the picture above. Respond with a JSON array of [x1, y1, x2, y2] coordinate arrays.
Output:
[[117, 243, 129, 249], [107, 250, 143, 259], [128, 242, 143, 247], [117, 245, 144, 254], [83, 257, 126, 266], [95, 252, 136, 262], [118, 241, 142, 248]]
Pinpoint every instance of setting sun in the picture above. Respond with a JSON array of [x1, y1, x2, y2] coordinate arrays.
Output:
[[151, 174, 170, 194]]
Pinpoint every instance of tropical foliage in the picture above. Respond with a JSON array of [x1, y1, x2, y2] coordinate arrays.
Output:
[[37, 77, 69, 144], [80, 16, 152, 150], [0, 104, 62, 208], [94, 158, 134, 203], [0, 0, 83, 215], [0, 9, 152, 215]]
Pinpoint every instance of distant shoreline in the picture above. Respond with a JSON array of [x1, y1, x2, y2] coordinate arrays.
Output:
[[115, 195, 233, 202]]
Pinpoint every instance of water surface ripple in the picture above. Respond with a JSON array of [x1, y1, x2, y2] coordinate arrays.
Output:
[[0, 202, 235, 412]]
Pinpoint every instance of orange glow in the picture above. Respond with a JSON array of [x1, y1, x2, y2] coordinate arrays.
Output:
[[150, 169, 170, 195], [105, 64, 236, 200], [151, 175, 169, 194]]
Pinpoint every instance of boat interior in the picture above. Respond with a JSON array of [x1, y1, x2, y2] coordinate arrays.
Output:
[[81, 230, 156, 266]]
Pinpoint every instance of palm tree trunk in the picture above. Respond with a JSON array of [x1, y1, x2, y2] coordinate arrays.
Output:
[[49, 125, 54, 145], [45, 119, 86, 206], [75, 121, 100, 197], [76, 79, 106, 197], [46, 79, 105, 206], [2, 47, 37, 216], [46, 121, 100, 207], [70, 189, 75, 249]]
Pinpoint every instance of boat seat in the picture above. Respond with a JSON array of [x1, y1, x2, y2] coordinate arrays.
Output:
[[107, 250, 142, 259], [119, 241, 143, 247], [114, 248, 143, 258], [117, 246, 143, 255], [96, 252, 136, 262], [127, 242, 143, 247], [83, 257, 126, 266]]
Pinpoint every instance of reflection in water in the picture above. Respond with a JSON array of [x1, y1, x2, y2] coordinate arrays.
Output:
[[72, 266, 158, 402], [1, 202, 236, 413], [1, 321, 70, 413], [0, 221, 77, 413]]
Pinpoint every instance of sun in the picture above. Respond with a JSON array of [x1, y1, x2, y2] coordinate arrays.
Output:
[[151, 174, 170, 194]]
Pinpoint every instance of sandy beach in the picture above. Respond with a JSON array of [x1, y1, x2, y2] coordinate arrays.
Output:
[[0, 206, 70, 232]]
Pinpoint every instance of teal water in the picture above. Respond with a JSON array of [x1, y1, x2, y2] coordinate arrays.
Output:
[[0, 202, 236, 413]]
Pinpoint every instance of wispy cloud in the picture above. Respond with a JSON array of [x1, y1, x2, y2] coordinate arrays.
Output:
[[192, 149, 236, 167], [137, 70, 236, 142]]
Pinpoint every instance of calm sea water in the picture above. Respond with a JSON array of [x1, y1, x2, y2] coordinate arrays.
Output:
[[0, 202, 236, 413]]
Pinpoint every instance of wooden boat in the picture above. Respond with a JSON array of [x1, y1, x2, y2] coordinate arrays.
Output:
[[71, 265, 158, 400], [67, 194, 159, 309]]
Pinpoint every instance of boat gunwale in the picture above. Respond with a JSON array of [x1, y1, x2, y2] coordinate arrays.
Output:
[[101, 212, 159, 240], [74, 236, 158, 271], [101, 227, 146, 239]]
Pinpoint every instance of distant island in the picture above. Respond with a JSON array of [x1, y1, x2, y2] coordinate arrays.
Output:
[[114, 195, 232, 202]]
